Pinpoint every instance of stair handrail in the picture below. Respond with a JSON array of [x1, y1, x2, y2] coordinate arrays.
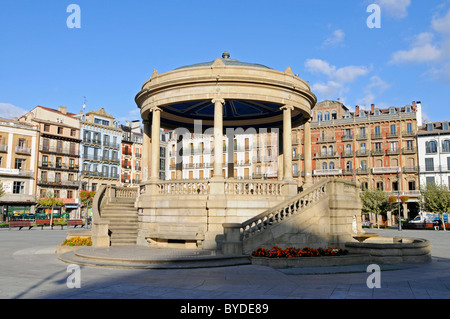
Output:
[[239, 179, 330, 240]]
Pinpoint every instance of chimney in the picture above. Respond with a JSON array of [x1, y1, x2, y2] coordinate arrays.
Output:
[[355, 105, 360, 117], [371, 104, 375, 114], [58, 106, 67, 114]]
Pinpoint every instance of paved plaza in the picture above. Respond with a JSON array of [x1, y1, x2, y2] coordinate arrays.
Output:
[[1, 227, 450, 300]]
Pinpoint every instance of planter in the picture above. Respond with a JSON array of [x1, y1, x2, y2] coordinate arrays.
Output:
[[252, 254, 370, 268]]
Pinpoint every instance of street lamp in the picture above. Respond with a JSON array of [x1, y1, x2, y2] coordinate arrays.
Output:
[[397, 170, 402, 231]]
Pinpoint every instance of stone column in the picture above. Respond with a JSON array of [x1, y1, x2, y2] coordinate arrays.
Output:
[[176, 133, 183, 180], [303, 119, 313, 189], [281, 105, 294, 181], [150, 107, 162, 181], [142, 120, 151, 181], [212, 98, 225, 178]]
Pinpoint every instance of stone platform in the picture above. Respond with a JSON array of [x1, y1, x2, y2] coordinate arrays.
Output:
[[58, 245, 251, 269]]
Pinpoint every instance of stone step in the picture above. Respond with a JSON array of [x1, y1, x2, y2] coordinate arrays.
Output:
[[58, 247, 252, 269]]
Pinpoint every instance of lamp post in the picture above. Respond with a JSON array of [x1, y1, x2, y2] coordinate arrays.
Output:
[[397, 170, 402, 231]]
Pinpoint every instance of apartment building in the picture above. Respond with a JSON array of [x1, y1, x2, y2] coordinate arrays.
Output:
[[77, 107, 122, 191], [165, 131, 259, 180], [19, 106, 82, 217], [120, 121, 143, 186], [296, 100, 423, 218], [417, 120, 450, 187], [0, 118, 39, 220]]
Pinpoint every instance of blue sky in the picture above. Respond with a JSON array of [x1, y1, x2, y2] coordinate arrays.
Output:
[[0, 0, 449, 124]]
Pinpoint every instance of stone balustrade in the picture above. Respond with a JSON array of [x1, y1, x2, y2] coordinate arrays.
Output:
[[225, 180, 284, 196]]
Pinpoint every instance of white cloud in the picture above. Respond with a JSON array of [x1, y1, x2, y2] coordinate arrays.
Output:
[[357, 76, 391, 107], [390, 32, 442, 64], [305, 59, 370, 100], [323, 29, 345, 47], [375, 0, 411, 19], [432, 9, 450, 35], [0, 103, 28, 119]]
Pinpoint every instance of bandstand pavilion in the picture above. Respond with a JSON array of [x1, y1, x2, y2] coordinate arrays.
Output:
[[90, 52, 362, 254]]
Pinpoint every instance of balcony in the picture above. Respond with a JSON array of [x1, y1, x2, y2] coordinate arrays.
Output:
[[0, 144, 7, 152], [356, 168, 370, 175], [403, 166, 419, 173], [402, 130, 416, 138], [386, 149, 400, 155], [356, 150, 370, 157], [356, 134, 368, 141], [402, 147, 416, 155], [0, 168, 34, 177], [342, 134, 354, 141], [316, 137, 336, 144], [15, 146, 31, 155], [313, 169, 342, 176], [371, 150, 385, 156], [372, 167, 401, 174], [39, 162, 79, 172], [40, 146, 80, 157], [386, 132, 398, 139], [341, 151, 354, 158], [37, 179, 81, 188], [371, 133, 383, 140], [315, 151, 339, 159]]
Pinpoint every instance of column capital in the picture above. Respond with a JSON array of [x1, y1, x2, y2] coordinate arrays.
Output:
[[149, 106, 162, 113], [212, 98, 225, 105], [280, 104, 294, 111]]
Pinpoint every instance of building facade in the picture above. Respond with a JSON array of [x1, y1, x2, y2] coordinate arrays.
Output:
[[417, 120, 450, 187], [297, 100, 423, 219], [0, 118, 39, 220], [120, 121, 143, 186], [19, 106, 82, 217], [78, 107, 122, 191]]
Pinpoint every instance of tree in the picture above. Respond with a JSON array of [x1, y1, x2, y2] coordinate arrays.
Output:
[[420, 183, 450, 231], [360, 189, 394, 228], [37, 191, 65, 227], [79, 190, 95, 225]]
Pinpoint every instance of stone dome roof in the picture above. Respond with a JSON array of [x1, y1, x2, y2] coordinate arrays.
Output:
[[176, 51, 272, 70]]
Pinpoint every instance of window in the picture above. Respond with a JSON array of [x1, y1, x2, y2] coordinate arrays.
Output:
[[44, 124, 50, 132], [375, 126, 381, 137], [426, 177, 435, 186], [42, 138, 49, 151], [68, 173, 74, 181], [390, 142, 398, 152], [443, 122, 449, 131], [55, 172, 61, 182], [58, 127, 63, 134], [322, 162, 328, 170], [41, 171, 47, 181], [390, 124, 396, 136], [427, 123, 434, 131], [447, 157, 450, 171], [360, 143, 366, 152], [407, 123, 413, 134], [408, 181, 416, 191], [376, 181, 383, 190], [425, 158, 435, 172], [392, 181, 399, 192], [321, 146, 327, 156], [67, 190, 73, 199], [54, 190, 60, 198], [94, 118, 110, 126], [13, 182, 24, 194], [331, 111, 337, 119], [14, 158, 25, 170], [324, 112, 330, 121], [56, 157, 62, 168], [375, 142, 382, 152], [443, 140, 450, 153], [71, 129, 76, 137], [42, 155, 48, 166], [426, 141, 437, 154], [317, 113, 323, 121], [329, 162, 335, 169], [360, 127, 366, 138], [406, 140, 414, 151], [360, 160, 367, 170], [346, 161, 353, 171]]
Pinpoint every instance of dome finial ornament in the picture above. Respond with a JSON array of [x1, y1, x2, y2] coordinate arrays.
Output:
[[222, 51, 230, 59]]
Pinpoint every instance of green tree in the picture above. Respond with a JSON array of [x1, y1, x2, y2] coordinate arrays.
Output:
[[360, 189, 394, 228], [420, 183, 450, 231], [37, 191, 65, 227]]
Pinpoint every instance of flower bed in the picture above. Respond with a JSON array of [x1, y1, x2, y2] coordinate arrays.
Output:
[[252, 246, 348, 258], [62, 236, 92, 247]]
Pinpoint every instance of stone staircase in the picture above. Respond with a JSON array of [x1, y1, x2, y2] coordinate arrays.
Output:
[[100, 198, 138, 246]]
